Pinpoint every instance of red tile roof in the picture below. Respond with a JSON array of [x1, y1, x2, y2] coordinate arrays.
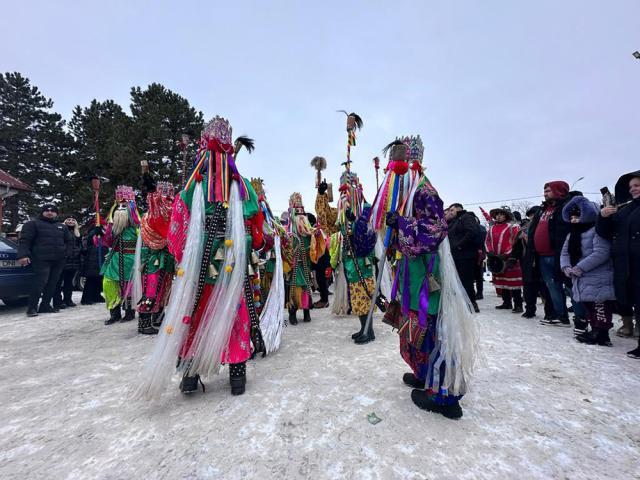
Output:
[[0, 169, 33, 192]]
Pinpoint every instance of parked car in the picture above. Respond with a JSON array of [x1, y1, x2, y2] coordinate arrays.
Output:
[[0, 236, 35, 306]]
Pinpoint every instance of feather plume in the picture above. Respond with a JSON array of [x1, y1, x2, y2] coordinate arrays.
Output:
[[310, 156, 327, 172], [382, 139, 404, 156], [234, 136, 255, 155]]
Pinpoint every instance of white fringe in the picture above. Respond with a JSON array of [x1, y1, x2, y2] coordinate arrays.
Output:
[[426, 238, 480, 397], [259, 235, 285, 354], [331, 266, 350, 316], [134, 181, 206, 400], [375, 234, 392, 300], [186, 181, 247, 379], [131, 233, 143, 310]]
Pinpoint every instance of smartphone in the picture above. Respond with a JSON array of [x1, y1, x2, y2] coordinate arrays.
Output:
[[600, 187, 615, 207]]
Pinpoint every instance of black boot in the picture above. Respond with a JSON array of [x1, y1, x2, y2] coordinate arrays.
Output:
[[121, 308, 135, 322], [138, 313, 158, 335], [402, 372, 426, 389], [576, 328, 612, 346], [573, 316, 588, 336], [303, 309, 311, 323], [179, 373, 205, 394], [495, 290, 512, 310], [410, 390, 463, 419], [627, 337, 640, 359], [511, 290, 523, 313], [351, 315, 366, 339], [26, 308, 38, 317], [354, 319, 375, 344], [229, 362, 246, 396], [521, 310, 536, 318], [152, 311, 164, 328], [288, 308, 298, 325], [105, 307, 121, 325]]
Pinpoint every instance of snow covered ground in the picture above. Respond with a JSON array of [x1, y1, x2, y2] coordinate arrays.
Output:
[[1, 290, 639, 480]]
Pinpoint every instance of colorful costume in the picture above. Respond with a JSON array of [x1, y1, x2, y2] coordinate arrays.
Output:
[[485, 207, 524, 313], [132, 181, 176, 334], [99, 185, 140, 325], [136, 117, 265, 398], [328, 169, 378, 343], [251, 177, 287, 354], [285, 193, 314, 324], [383, 136, 479, 419]]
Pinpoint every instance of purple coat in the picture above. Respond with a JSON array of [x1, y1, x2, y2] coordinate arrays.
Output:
[[560, 196, 615, 302]]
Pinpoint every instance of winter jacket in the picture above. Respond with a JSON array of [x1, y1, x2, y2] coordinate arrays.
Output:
[[528, 183, 572, 273], [81, 229, 107, 278], [560, 196, 614, 302], [16, 215, 70, 263], [64, 228, 82, 271], [596, 170, 640, 306], [447, 210, 478, 260]]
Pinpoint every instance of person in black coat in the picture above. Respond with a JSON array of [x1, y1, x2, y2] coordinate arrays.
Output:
[[446, 203, 480, 312], [80, 222, 107, 305], [16, 204, 71, 316], [597, 170, 640, 358], [53, 217, 82, 309], [527, 182, 587, 326]]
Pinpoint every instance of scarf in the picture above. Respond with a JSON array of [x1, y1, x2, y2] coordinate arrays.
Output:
[[568, 222, 594, 267]]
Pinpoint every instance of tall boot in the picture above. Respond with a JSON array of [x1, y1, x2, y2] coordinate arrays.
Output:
[[105, 306, 121, 325], [229, 362, 246, 396], [179, 373, 205, 394], [627, 336, 640, 359], [121, 308, 135, 322], [288, 308, 298, 325], [495, 290, 513, 310], [616, 316, 634, 337], [354, 318, 375, 344], [511, 290, 523, 314], [351, 315, 366, 339], [303, 309, 311, 322], [138, 313, 158, 335]]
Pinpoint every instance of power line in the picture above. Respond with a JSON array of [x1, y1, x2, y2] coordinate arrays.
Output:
[[463, 192, 601, 207]]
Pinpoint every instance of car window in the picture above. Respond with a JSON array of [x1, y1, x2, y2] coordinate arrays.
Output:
[[0, 238, 17, 253]]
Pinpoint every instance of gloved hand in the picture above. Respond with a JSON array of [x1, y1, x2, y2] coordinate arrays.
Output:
[[386, 211, 399, 229], [572, 266, 584, 277], [318, 180, 328, 195], [345, 208, 356, 222]]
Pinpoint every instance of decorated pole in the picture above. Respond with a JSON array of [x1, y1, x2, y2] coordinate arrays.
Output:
[[179, 133, 191, 186], [90, 175, 103, 268], [337, 110, 363, 172], [373, 156, 380, 190], [363, 141, 410, 334]]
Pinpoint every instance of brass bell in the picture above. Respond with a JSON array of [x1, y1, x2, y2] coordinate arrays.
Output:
[[208, 264, 219, 278], [214, 249, 224, 261]]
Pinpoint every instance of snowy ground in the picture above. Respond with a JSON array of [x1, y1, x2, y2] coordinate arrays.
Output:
[[1, 290, 639, 480]]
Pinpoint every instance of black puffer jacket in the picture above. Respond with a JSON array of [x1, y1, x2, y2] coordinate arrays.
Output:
[[81, 229, 107, 278], [596, 170, 640, 306], [64, 228, 82, 271], [17, 216, 70, 262], [447, 210, 478, 260]]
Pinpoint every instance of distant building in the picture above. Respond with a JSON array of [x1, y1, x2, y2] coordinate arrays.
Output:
[[0, 169, 33, 234]]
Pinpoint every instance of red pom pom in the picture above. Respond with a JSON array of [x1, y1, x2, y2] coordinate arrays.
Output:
[[207, 138, 217, 151], [410, 161, 422, 173], [339, 184, 349, 192], [194, 171, 203, 183], [390, 160, 409, 175]]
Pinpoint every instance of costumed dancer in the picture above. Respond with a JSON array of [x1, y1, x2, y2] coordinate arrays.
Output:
[[99, 185, 141, 325], [328, 167, 378, 344], [136, 116, 265, 399], [284, 193, 314, 325], [312, 155, 335, 309], [382, 136, 479, 419], [132, 181, 176, 334], [251, 177, 287, 354], [485, 206, 524, 313]]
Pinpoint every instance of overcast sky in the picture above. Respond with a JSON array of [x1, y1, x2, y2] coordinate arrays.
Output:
[[2, 0, 639, 215]]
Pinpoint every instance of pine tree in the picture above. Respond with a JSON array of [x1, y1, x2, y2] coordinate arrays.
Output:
[[67, 99, 137, 220], [130, 83, 203, 185], [0, 72, 73, 230]]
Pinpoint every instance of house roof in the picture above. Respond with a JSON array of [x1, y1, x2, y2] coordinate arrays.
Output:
[[0, 169, 33, 192]]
